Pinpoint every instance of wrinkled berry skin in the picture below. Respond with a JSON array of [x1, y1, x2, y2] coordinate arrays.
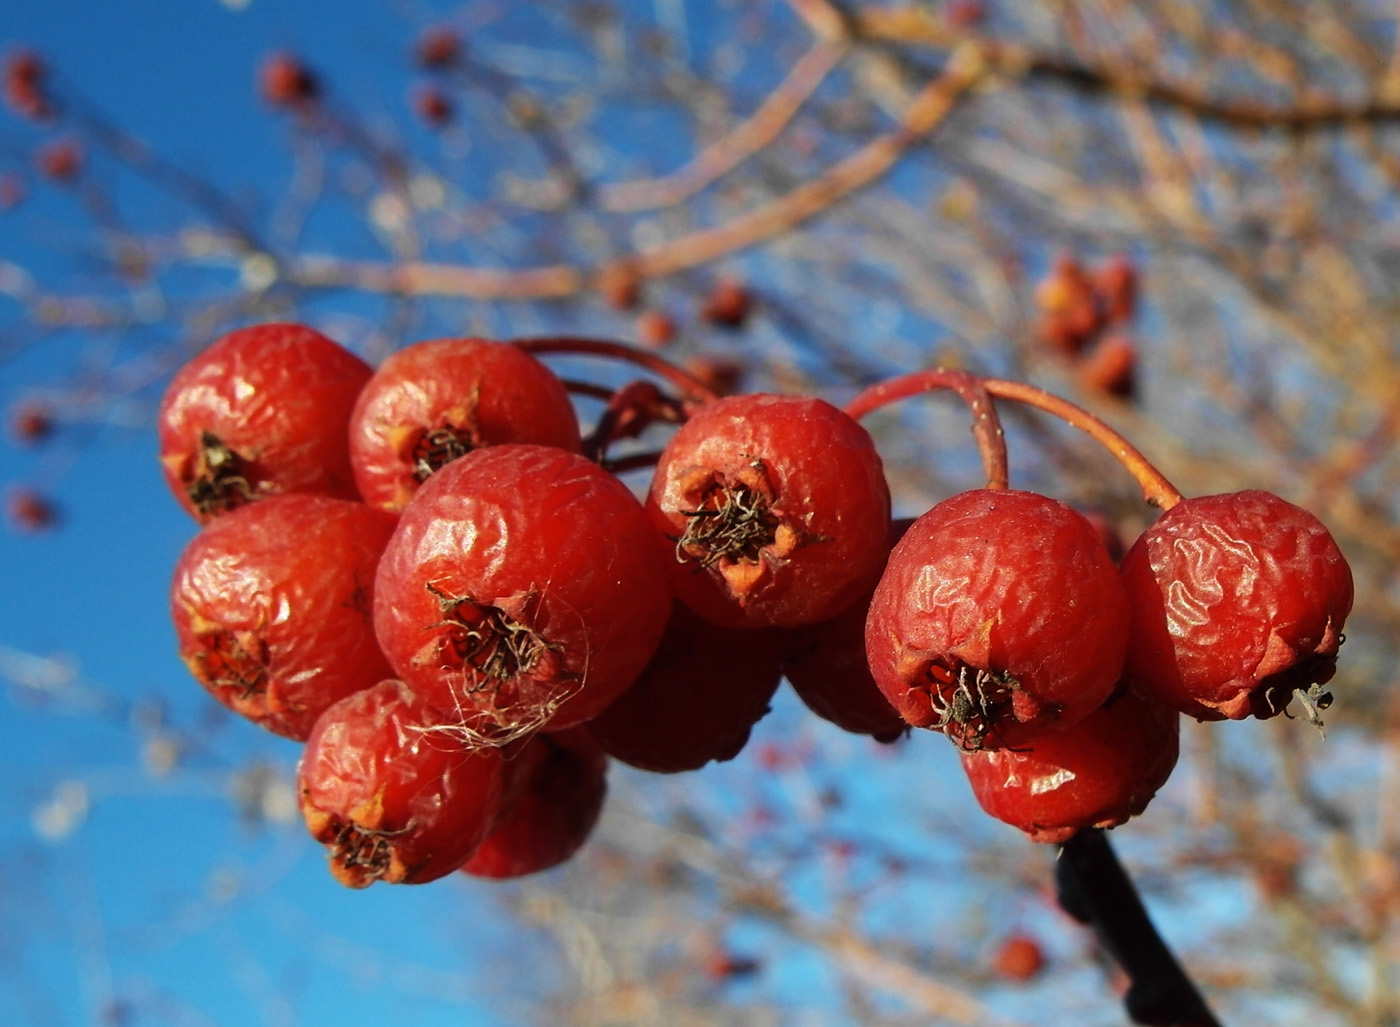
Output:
[[646, 393, 891, 629], [298, 680, 506, 888], [158, 323, 372, 521], [585, 602, 784, 773], [866, 489, 1129, 750], [373, 444, 672, 738], [460, 727, 608, 879], [1120, 490, 1354, 721], [961, 685, 1180, 844], [349, 338, 581, 512], [170, 494, 398, 740]]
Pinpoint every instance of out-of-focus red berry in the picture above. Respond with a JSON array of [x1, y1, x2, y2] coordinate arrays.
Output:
[[9, 402, 52, 445], [260, 52, 319, 109], [1094, 254, 1139, 323], [1034, 254, 1102, 355], [701, 276, 752, 328], [992, 933, 1047, 982], [597, 265, 642, 311], [3, 49, 50, 120], [1120, 490, 1353, 721], [416, 27, 462, 69], [413, 84, 453, 127], [1078, 333, 1137, 399], [7, 487, 57, 532], [35, 138, 82, 182], [683, 354, 745, 397], [961, 685, 1180, 843], [636, 309, 677, 349], [0, 173, 25, 211]]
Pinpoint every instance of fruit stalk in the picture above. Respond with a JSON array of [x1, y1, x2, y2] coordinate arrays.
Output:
[[1056, 829, 1221, 1027]]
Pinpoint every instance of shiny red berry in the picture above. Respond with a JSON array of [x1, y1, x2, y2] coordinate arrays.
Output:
[[349, 337, 580, 512], [298, 679, 506, 887], [960, 685, 1180, 843], [170, 494, 398, 740], [866, 489, 1129, 750], [460, 727, 607, 879], [646, 393, 891, 629], [158, 323, 372, 522], [373, 444, 672, 742], [586, 602, 784, 772], [1120, 490, 1353, 721]]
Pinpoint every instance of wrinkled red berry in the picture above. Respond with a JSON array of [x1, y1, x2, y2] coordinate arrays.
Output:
[[158, 323, 372, 522], [866, 489, 1129, 750], [586, 602, 784, 772], [647, 393, 891, 629], [1120, 490, 1353, 721], [170, 494, 398, 740], [961, 685, 1180, 843], [460, 727, 607, 879], [373, 444, 672, 741], [349, 337, 580, 512], [299, 679, 506, 887]]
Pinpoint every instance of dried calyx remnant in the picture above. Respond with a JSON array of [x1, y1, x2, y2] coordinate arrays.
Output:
[[190, 630, 269, 700], [922, 658, 1056, 751], [329, 820, 409, 885], [410, 425, 476, 482], [186, 430, 254, 515]]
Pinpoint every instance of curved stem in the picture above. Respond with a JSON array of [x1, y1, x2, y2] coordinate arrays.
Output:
[[981, 378, 1183, 509], [515, 337, 719, 408], [1057, 830, 1223, 1027], [844, 368, 1010, 491]]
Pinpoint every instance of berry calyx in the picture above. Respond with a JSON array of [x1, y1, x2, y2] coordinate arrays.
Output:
[[348, 337, 581, 512], [960, 685, 1180, 843], [646, 393, 891, 628], [866, 489, 1129, 749], [298, 679, 506, 887], [169, 494, 398, 740], [372, 444, 672, 742], [157, 323, 372, 522], [1119, 489, 1354, 721]]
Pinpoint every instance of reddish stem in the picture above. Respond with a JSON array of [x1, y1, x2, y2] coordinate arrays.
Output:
[[843, 369, 1010, 491], [980, 378, 1182, 509], [516, 337, 719, 409]]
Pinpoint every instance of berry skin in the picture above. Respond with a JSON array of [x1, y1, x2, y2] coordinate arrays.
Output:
[[298, 679, 506, 888], [781, 519, 913, 743], [170, 494, 398, 740], [646, 393, 891, 629], [1120, 490, 1353, 721], [348, 337, 581, 512], [865, 489, 1129, 750], [960, 685, 1180, 844], [992, 934, 1047, 982], [158, 323, 372, 522], [585, 602, 784, 773], [460, 727, 608, 879], [373, 444, 672, 742]]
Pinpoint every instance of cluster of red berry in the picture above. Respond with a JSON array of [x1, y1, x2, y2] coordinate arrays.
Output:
[[158, 322, 1354, 886]]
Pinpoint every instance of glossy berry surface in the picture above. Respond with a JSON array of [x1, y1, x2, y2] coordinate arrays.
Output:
[[349, 338, 581, 512], [460, 727, 608, 879], [170, 494, 398, 740], [586, 602, 784, 773], [866, 489, 1129, 749], [298, 679, 506, 887], [373, 444, 672, 741], [646, 393, 891, 629], [157, 323, 372, 522], [960, 685, 1180, 844], [1120, 489, 1354, 721]]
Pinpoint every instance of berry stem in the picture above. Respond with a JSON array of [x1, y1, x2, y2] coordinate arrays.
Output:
[[1057, 829, 1222, 1027], [515, 336, 719, 408], [843, 368, 1010, 491], [981, 378, 1183, 509]]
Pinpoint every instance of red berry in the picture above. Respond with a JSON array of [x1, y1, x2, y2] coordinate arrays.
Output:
[[597, 265, 642, 311], [1120, 490, 1353, 721], [701, 276, 752, 328], [260, 52, 319, 108], [9, 402, 53, 445], [416, 27, 461, 69], [35, 138, 82, 182], [636, 309, 677, 350], [960, 685, 1180, 843], [1094, 254, 1138, 324], [349, 337, 581, 512], [170, 494, 398, 740], [782, 519, 912, 742], [683, 354, 745, 397], [157, 323, 372, 522], [1078, 333, 1136, 400], [865, 489, 1129, 750], [372, 444, 672, 741], [992, 934, 1047, 982], [298, 679, 506, 887], [3, 48, 50, 120], [646, 393, 891, 629], [413, 85, 453, 127], [1034, 254, 1102, 355], [460, 727, 607, 879], [585, 602, 784, 772], [6, 487, 57, 532]]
